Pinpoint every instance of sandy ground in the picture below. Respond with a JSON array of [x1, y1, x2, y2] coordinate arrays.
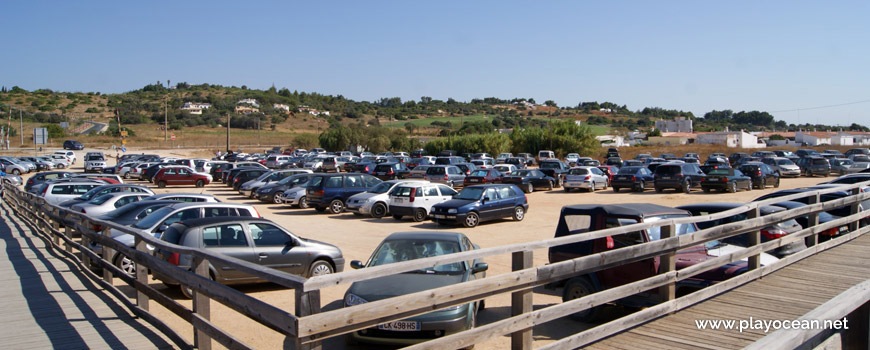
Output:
[[21, 148, 834, 349]]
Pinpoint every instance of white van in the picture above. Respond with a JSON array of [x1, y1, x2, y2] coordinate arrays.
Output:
[[537, 150, 555, 162]]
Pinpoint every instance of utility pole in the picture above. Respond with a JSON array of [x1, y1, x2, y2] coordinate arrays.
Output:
[[226, 113, 231, 153], [164, 96, 168, 141], [19, 109, 23, 146], [257, 117, 261, 146]]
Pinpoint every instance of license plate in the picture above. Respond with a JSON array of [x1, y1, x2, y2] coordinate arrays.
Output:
[[661, 176, 671, 180], [433, 214, 446, 219], [469, 179, 479, 182], [377, 172, 385, 175], [378, 321, 420, 331]]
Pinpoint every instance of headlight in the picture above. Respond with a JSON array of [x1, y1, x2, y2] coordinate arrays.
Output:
[[345, 293, 368, 306], [448, 208, 457, 214]]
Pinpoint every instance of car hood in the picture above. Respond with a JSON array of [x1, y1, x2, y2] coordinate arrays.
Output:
[[348, 272, 465, 302], [59, 198, 86, 208], [348, 192, 383, 202]]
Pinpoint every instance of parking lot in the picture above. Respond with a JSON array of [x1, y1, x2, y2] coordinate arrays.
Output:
[[16, 149, 833, 349]]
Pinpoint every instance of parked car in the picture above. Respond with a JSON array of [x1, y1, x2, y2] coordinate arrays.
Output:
[[660, 153, 678, 160], [410, 149, 427, 158], [774, 150, 799, 162], [70, 192, 148, 216], [500, 169, 555, 193], [769, 200, 848, 243], [830, 158, 856, 176], [57, 184, 154, 210], [700, 168, 753, 193], [70, 173, 123, 184], [53, 150, 77, 164], [845, 148, 870, 158], [677, 203, 806, 258], [565, 153, 581, 166], [38, 182, 102, 205], [493, 164, 518, 175], [431, 184, 528, 228], [503, 157, 527, 169], [547, 203, 747, 322], [728, 153, 751, 166], [849, 154, 870, 163], [389, 183, 458, 222], [407, 165, 432, 179], [761, 157, 800, 178], [239, 169, 306, 198], [496, 153, 512, 164], [796, 156, 831, 177], [434, 156, 466, 166], [373, 162, 411, 180], [562, 166, 608, 192], [19, 156, 53, 171], [47, 155, 72, 169], [653, 163, 706, 193], [754, 186, 870, 226], [344, 231, 486, 346], [463, 169, 504, 186], [738, 162, 781, 189], [155, 217, 342, 297], [517, 153, 536, 166], [0, 158, 28, 175], [424, 165, 466, 188], [537, 150, 555, 162], [621, 159, 643, 167], [24, 171, 72, 192], [63, 140, 84, 150], [265, 155, 293, 169], [154, 166, 212, 188], [796, 149, 821, 158], [231, 168, 270, 191], [684, 153, 700, 159], [538, 160, 571, 187], [84, 152, 107, 173], [611, 166, 655, 192], [224, 165, 264, 185], [306, 173, 382, 214], [322, 156, 352, 173], [597, 165, 619, 183], [347, 180, 429, 218], [407, 156, 435, 170], [470, 158, 495, 169], [751, 151, 776, 158], [143, 193, 220, 202], [605, 157, 623, 167]]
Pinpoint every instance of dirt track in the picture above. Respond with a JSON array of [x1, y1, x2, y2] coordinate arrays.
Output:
[[24, 148, 833, 349]]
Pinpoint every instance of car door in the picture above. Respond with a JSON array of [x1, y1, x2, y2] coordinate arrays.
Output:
[[343, 174, 366, 198], [589, 167, 605, 187], [479, 187, 501, 220], [437, 185, 457, 204], [177, 167, 193, 185], [494, 186, 515, 218], [248, 222, 307, 276], [201, 223, 257, 281]]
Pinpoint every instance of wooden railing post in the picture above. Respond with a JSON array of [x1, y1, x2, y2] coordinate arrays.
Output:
[[806, 193, 820, 247], [850, 188, 861, 233], [65, 225, 74, 253], [102, 227, 114, 282], [193, 256, 212, 350], [51, 212, 61, 246], [81, 218, 91, 269], [134, 238, 149, 311], [295, 288, 322, 350], [511, 250, 533, 350], [747, 207, 761, 270], [658, 223, 676, 301]]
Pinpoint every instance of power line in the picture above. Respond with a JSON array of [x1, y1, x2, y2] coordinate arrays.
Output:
[[769, 99, 870, 113]]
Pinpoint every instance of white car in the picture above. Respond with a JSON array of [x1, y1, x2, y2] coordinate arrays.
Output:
[[54, 150, 76, 165], [388, 182, 458, 222], [39, 182, 102, 205], [563, 166, 609, 192], [493, 164, 517, 175], [565, 153, 581, 166], [496, 153, 513, 164], [84, 152, 108, 173], [48, 154, 72, 169], [346, 180, 429, 218]]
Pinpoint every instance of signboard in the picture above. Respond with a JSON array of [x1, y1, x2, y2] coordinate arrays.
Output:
[[121, 147, 127, 153], [171, 134, 176, 140], [60, 122, 69, 129], [33, 128, 48, 145], [121, 139, 127, 144], [120, 130, 128, 137]]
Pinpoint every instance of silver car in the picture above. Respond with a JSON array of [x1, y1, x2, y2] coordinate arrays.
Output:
[[39, 182, 102, 205], [563, 166, 609, 192], [762, 157, 800, 178], [143, 193, 220, 202], [48, 154, 72, 169], [830, 158, 855, 176], [346, 180, 430, 218], [424, 165, 465, 188], [0, 157, 29, 175], [70, 192, 149, 216], [279, 186, 309, 208], [239, 169, 308, 197]]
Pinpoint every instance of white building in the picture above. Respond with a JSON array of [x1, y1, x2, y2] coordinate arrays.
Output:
[[181, 102, 211, 115], [654, 117, 693, 133], [273, 104, 291, 112], [833, 132, 870, 146], [697, 131, 764, 148], [237, 98, 260, 108], [795, 131, 834, 146], [596, 135, 628, 147]]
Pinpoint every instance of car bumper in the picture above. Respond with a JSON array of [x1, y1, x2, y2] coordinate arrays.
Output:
[[611, 180, 639, 188], [432, 212, 465, 224], [563, 180, 592, 189], [654, 180, 683, 189], [346, 201, 373, 215], [779, 169, 800, 177], [389, 206, 420, 217], [349, 310, 470, 346], [700, 183, 729, 191], [805, 168, 830, 175]]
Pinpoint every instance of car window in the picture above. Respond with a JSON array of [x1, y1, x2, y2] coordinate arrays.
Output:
[[164, 168, 176, 175], [496, 186, 511, 199], [324, 176, 342, 188], [438, 185, 457, 196], [344, 175, 364, 188], [51, 185, 71, 195], [74, 185, 96, 194], [424, 186, 439, 196], [250, 223, 293, 246], [484, 188, 498, 201], [427, 167, 446, 175], [605, 217, 644, 248], [203, 224, 248, 247], [204, 207, 231, 217]]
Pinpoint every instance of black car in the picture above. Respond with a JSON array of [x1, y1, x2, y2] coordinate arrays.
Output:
[[24, 171, 72, 192], [63, 140, 84, 150], [538, 160, 571, 187], [605, 157, 623, 167], [255, 174, 313, 204], [769, 201, 847, 243], [653, 163, 706, 193], [754, 186, 870, 224], [430, 184, 529, 228], [728, 153, 750, 166], [373, 162, 410, 180], [500, 169, 555, 193], [700, 168, 752, 193], [225, 166, 262, 187], [796, 149, 821, 158], [611, 166, 654, 192], [737, 162, 780, 189], [795, 156, 831, 177], [676, 203, 806, 258], [231, 168, 270, 191]]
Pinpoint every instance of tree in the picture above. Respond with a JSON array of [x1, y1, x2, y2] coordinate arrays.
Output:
[[544, 100, 557, 107], [404, 122, 418, 135], [647, 128, 662, 137], [42, 124, 66, 139], [768, 134, 785, 140]]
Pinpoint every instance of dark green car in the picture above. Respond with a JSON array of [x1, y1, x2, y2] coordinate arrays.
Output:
[[701, 168, 752, 193], [344, 231, 488, 346]]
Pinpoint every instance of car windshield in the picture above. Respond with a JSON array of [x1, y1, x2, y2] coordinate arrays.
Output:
[[644, 215, 711, 247], [540, 162, 559, 169], [617, 167, 642, 175], [469, 170, 489, 177], [777, 159, 794, 165], [369, 239, 464, 273], [88, 194, 115, 205], [511, 170, 533, 177], [367, 182, 393, 194], [568, 168, 588, 175], [133, 207, 173, 229], [454, 187, 485, 200], [812, 159, 828, 165]]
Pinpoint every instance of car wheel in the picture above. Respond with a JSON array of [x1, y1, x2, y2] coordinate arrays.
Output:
[[728, 181, 737, 193], [157, 181, 167, 188], [548, 181, 554, 191], [526, 183, 534, 193], [638, 181, 646, 192], [392, 214, 403, 220], [563, 278, 601, 322], [12, 169, 20, 175], [115, 253, 136, 278], [57, 164, 65, 169], [463, 212, 480, 228], [123, 172, 130, 179], [681, 181, 690, 194], [589, 181, 596, 192], [613, 187, 620, 193], [774, 178, 780, 188], [328, 199, 345, 214], [271, 192, 284, 204], [195, 179, 205, 188], [655, 186, 663, 193], [371, 202, 387, 218], [448, 181, 455, 189], [413, 208, 427, 222], [513, 206, 525, 221], [308, 260, 334, 277], [760, 178, 766, 189]]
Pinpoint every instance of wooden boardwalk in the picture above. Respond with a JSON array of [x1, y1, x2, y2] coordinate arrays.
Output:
[[0, 203, 175, 350], [585, 233, 870, 349]]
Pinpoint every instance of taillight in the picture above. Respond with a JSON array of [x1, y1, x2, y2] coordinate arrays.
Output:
[[364, 166, 370, 172], [92, 224, 102, 231], [42, 186, 48, 195], [409, 188, 417, 202], [314, 189, 324, 196], [584, 175, 591, 180], [821, 227, 840, 236], [444, 174, 449, 181], [169, 253, 180, 266], [27, 179, 34, 185], [482, 178, 487, 183], [387, 169, 395, 175], [81, 209, 87, 214], [756, 171, 762, 176], [761, 229, 787, 240], [631, 176, 637, 181]]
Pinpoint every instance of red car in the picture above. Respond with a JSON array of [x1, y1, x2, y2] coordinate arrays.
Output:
[[597, 165, 619, 183], [153, 166, 211, 188], [463, 169, 504, 186]]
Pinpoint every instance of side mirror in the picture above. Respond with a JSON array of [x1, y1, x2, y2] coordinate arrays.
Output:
[[472, 262, 489, 274], [350, 260, 365, 269], [481, 198, 488, 204], [156, 225, 168, 233]]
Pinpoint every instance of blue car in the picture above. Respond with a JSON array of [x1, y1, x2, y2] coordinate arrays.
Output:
[[306, 173, 382, 214], [431, 184, 528, 228]]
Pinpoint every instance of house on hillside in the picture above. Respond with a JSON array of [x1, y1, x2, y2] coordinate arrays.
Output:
[[181, 102, 211, 115], [698, 131, 764, 148], [647, 132, 696, 146], [596, 135, 628, 147], [235, 98, 260, 114], [297, 105, 330, 116], [654, 117, 693, 133], [795, 131, 835, 146], [237, 98, 260, 108], [273, 104, 291, 113]]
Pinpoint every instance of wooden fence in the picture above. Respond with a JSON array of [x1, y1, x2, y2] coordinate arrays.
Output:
[[2, 179, 869, 349]]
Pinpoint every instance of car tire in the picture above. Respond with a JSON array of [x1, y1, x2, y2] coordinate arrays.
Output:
[[513, 206, 525, 221], [392, 214, 403, 220], [655, 186, 663, 193], [463, 212, 480, 228], [728, 182, 737, 193], [413, 208, 427, 222], [760, 178, 766, 189], [157, 181, 167, 188], [681, 181, 690, 194], [589, 181, 596, 192], [371, 202, 387, 218], [328, 199, 345, 214], [308, 260, 334, 277], [526, 183, 534, 193], [613, 187, 620, 193], [774, 178, 780, 188], [123, 172, 130, 179], [548, 181, 554, 191], [195, 179, 205, 188], [563, 278, 601, 322], [57, 164, 65, 169], [115, 253, 136, 278], [12, 169, 20, 175], [638, 181, 646, 192]]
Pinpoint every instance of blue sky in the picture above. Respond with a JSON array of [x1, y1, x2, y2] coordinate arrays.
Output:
[[2, 1, 868, 126]]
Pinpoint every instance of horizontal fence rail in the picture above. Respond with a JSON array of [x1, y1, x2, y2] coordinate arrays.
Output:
[[1, 178, 868, 350]]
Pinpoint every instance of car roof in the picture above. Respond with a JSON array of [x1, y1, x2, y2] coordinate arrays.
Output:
[[384, 231, 465, 242], [174, 216, 274, 228], [165, 202, 253, 209], [560, 203, 688, 218], [676, 202, 783, 215]]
